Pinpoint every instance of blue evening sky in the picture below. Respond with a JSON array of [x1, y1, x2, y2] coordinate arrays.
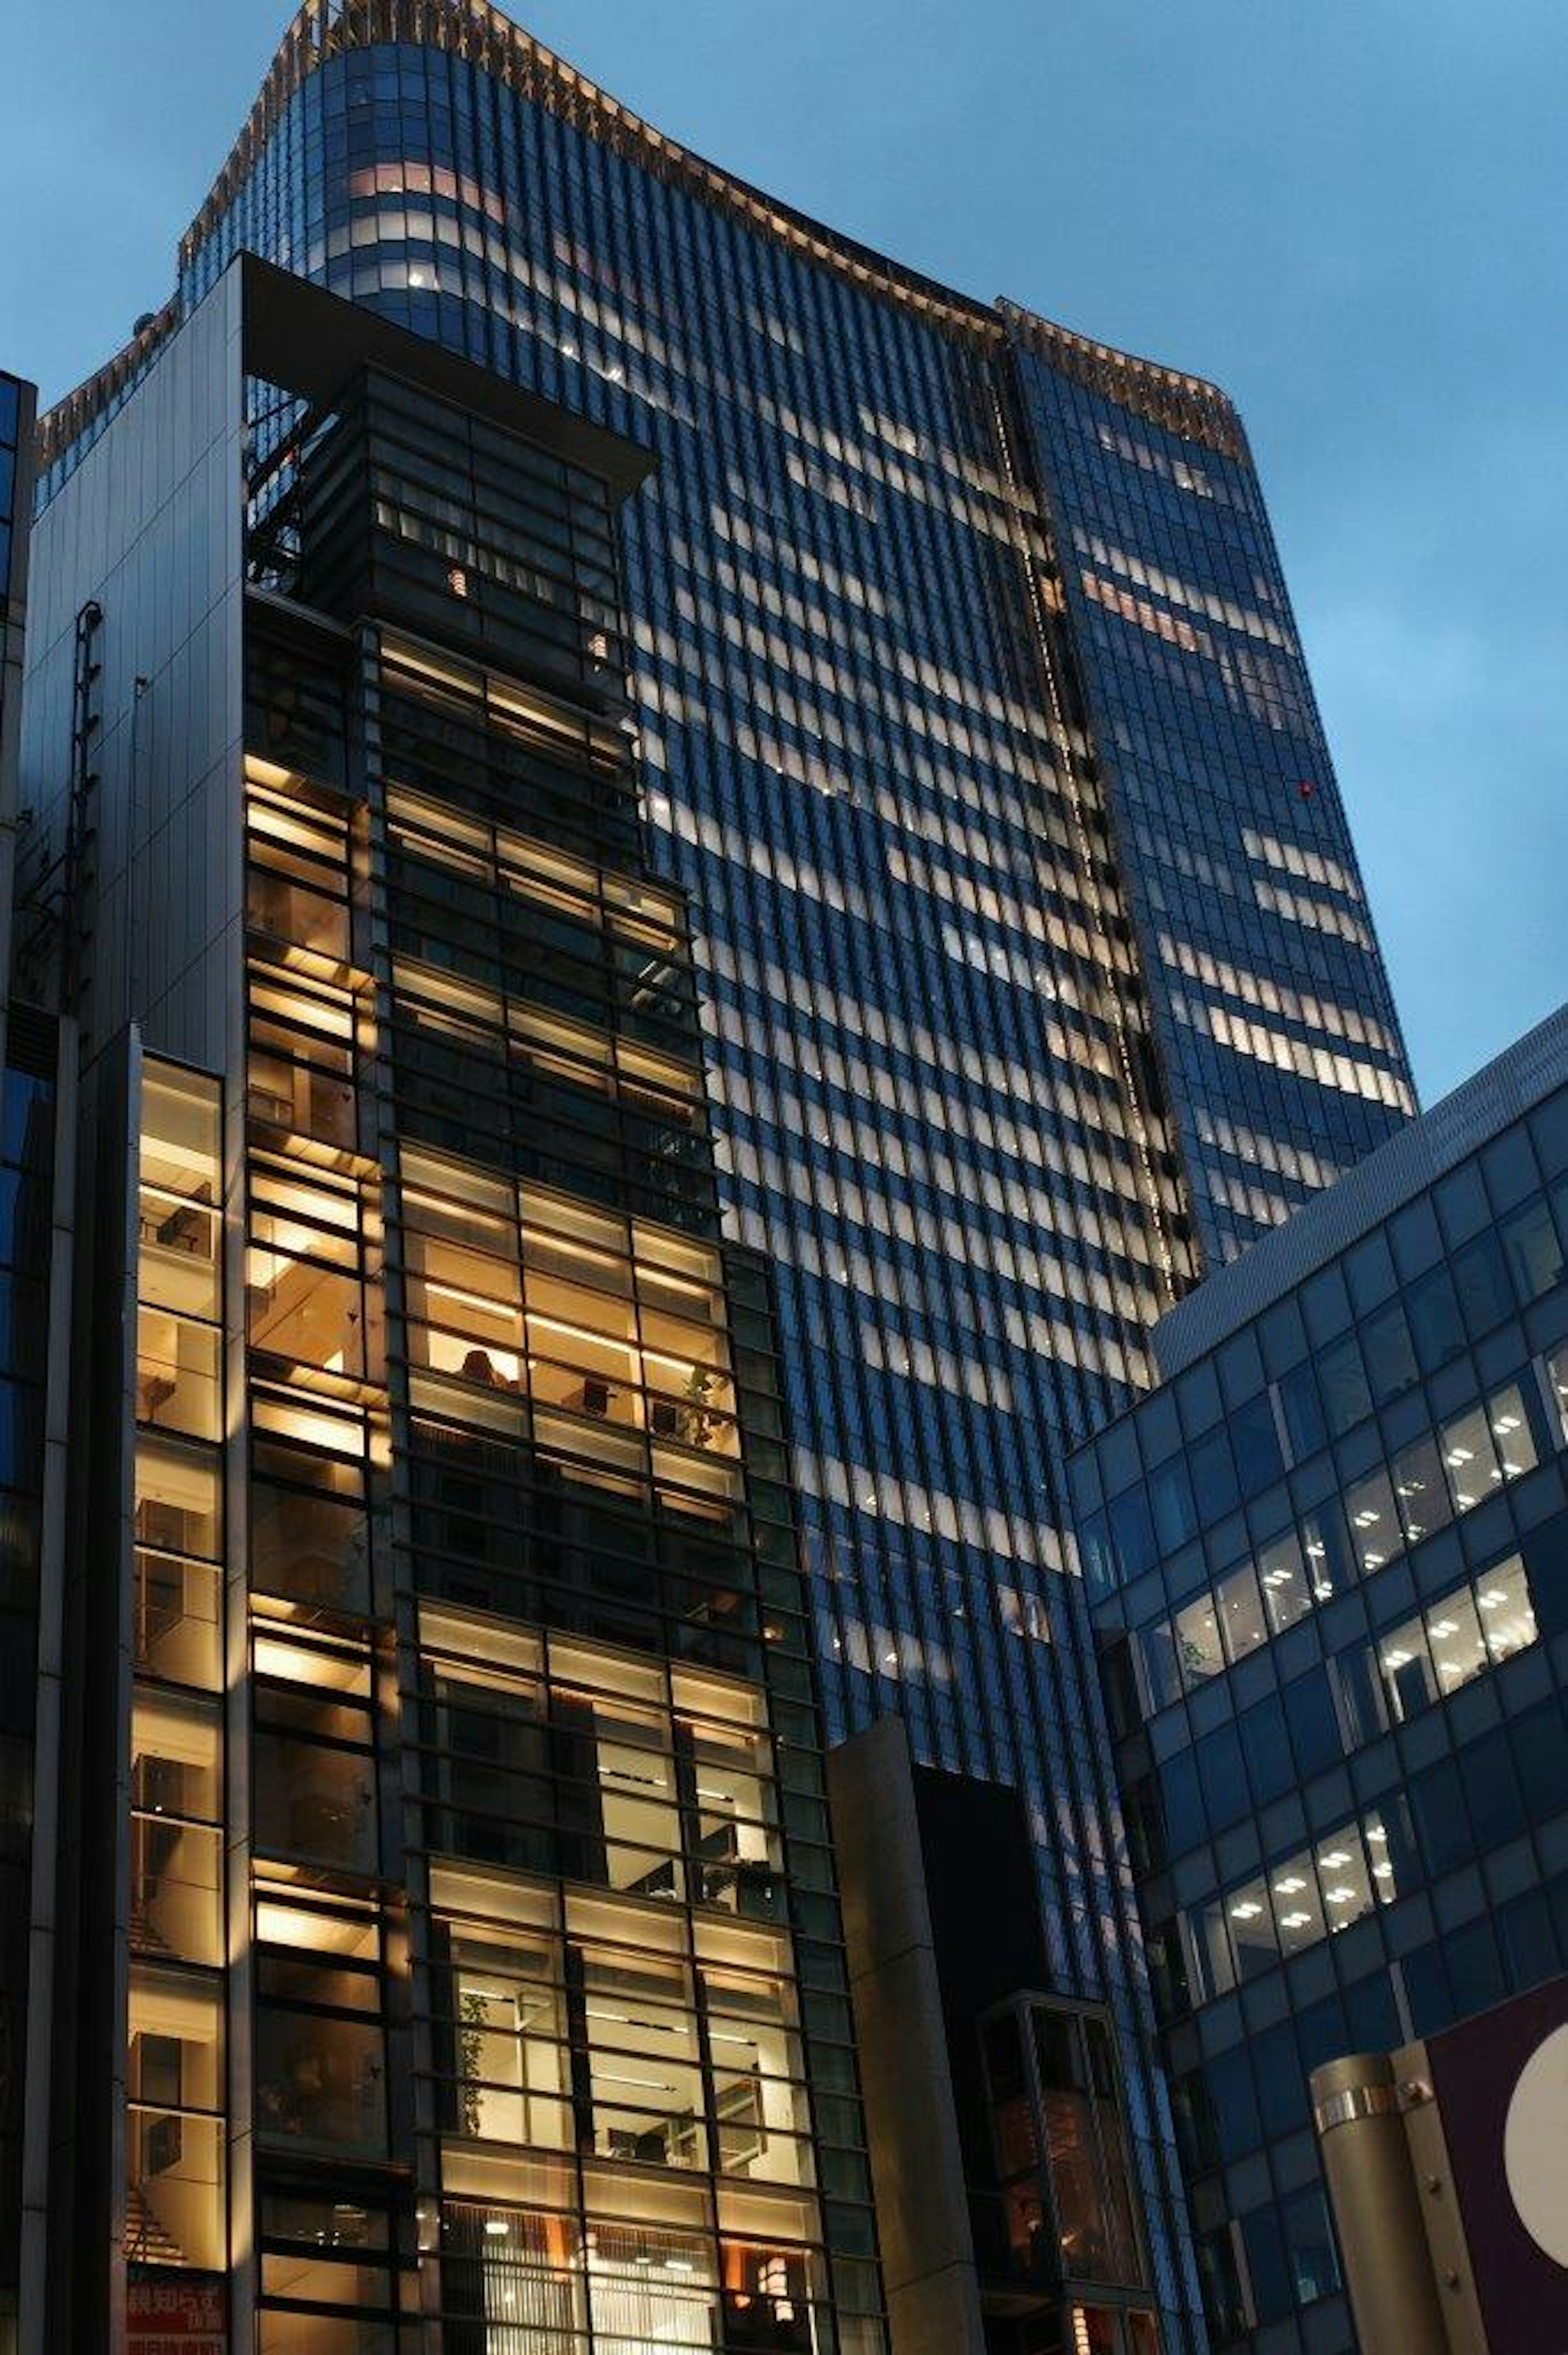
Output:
[[2, 0, 1564, 1104]]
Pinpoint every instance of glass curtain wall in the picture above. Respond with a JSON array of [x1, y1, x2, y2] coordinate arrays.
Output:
[[1004, 321, 1412, 1262], [129, 1066, 227, 2281], [175, 38, 1212, 2340], [1076, 1073, 1568, 2353], [230, 352, 885, 2351]]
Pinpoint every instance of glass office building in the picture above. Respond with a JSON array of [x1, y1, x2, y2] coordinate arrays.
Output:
[[20, 256, 886, 2355], [32, 8, 1418, 2346], [1072, 1006, 1568, 2353]]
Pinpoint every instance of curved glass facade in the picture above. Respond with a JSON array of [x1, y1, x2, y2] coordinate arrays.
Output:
[[1008, 321, 1412, 1261], [36, 10, 1421, 2346]]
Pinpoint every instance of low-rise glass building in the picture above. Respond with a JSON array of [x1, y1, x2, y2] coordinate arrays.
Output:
[[1071, 1007, 1568, 2354]]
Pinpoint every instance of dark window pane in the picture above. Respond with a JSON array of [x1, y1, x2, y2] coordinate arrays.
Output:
[[255, 2004, 386, 2156], [1241, 2203, 1291, 2322], [1331, 1644, 1388, 1748], [1206, 2044, 1260, 2158], [1136, 1624, 1183, 1715], [1344, 1233, 1396, 1314], [1445, 1917, 1505, 2019], [1147, 1456, 1197, 1552], [1252, 2018, 1307, 2137], [0, 1069, 54, 1164], [1402, 1940, 1452, 2037], [1229, 1393, 1283, 1496], [1410, 1756, 1470, 1876], [1452, 1231, 1512, 1339], [1360, 1300, 1417, 1405], [1283, 1670, 1342, 1777], [0, 1382, 43, 1487], [1160, 1750, 1205, 1858], [1501, 1197, 1564, 1304], [1301, 1268, 1352, 1349], [1483, 1128, 1538, 1214], [1197, 1724, 1247, 1832], [1189, 1427, 1240, 1522], [1406, 1267, 1466, 1372], [1281, 2186, 1340, 2307], [1342, 1972, 1400, 2054], [1197, 2227, 1247, 2346], [1463, 1728, 1524, 1849], [1107, 1488, 1156, 1584], [1278, 1363, 1326, 1461], [1239, 1694, 1292, 1805], [1078, 1511, 1118, 1595], [1497, 1887, 1559, 1993], [1529, 1091, 1568, 1178], [1294, 1993, 1349, 2078], [1390, 1198, 1443, 1282], [1508, 1699, 1568, 1822], [1524, 1514, 1568, 1642], [1435, 1162, 1490, 1248], [1172, 2069, 1217, 2174], [1317, 1335, 1371, 1438]]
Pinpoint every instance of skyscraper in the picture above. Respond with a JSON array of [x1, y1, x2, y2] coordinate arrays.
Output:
[[30, 7, 1417, 2347]]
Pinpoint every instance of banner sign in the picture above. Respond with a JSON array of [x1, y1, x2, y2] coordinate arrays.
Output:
[[1427, 1974, 1568, 2348], [127, 2274, 227, 2355]]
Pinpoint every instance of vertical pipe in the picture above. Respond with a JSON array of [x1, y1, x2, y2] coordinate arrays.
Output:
[[1311, 2054, 1453, 2353]]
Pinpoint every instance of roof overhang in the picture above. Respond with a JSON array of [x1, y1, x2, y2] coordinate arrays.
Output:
[[238, 252, 657, 504]]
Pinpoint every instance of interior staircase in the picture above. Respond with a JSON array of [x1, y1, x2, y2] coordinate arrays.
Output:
[[129, 1894, 175, 1957], [124, 2180, 185, 2268]]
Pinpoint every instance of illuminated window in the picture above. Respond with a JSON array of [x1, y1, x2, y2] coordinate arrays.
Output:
[[134, 1437, 222, 1689], [1375, 1554, 1538, 1724], [982, 2004, 1145, 2289], [254, 1891, 387, 2160], [258, 2193, 406, 2350], [254, 1632, 377, 1875], [248, 962, 358, 1147], [127, 1965, 225, 2272], [130, 1690, 223, 1967], [138, 1069, 220, 1322], [245, 781, 352, 963], [247, 1247, 364, 1380]]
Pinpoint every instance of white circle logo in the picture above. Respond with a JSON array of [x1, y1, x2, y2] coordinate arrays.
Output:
[[1503, 2022, 1568, 2269]]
